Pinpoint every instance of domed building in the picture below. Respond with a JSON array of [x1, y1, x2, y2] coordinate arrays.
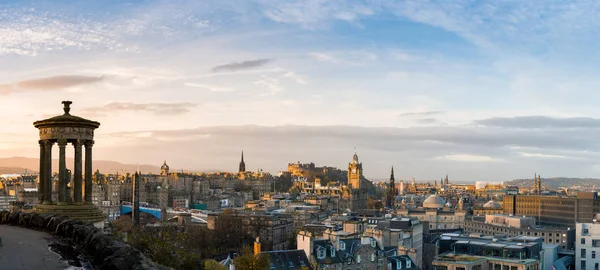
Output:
[[473, 199, 504, 216], [483, 200, 501, 209], [398, 194, 466, 231], [160, 160, 170, 176], [423, 194, 446, 209]]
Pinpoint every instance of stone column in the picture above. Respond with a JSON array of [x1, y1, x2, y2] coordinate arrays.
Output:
[[43, 140, 53, 205], [38, 140, 45, 204], [57, 139, 68, 205], [73, 140, 83, 205], [84, 140, 94, 205]]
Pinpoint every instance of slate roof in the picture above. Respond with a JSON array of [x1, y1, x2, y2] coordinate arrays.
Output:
[[262, 250, 312, 270], [312, 240, 342, 265], [387, 255, 418, 270]]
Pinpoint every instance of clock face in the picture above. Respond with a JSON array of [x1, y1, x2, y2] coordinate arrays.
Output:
[[352, 169, 356, 173]]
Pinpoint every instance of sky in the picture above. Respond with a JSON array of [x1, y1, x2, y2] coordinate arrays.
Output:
[[2, 0, 600, 182]]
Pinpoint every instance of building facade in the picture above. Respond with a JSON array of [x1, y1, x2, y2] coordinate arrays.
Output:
[[504, 193, 600, 227], [464, 214, 575, 250], [576, 220, 600, 270], [399, 194, 466, 231], [432, 234, 543, 270]]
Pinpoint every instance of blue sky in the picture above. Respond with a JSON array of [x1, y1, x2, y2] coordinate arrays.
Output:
[[2, 0, 600, 181]]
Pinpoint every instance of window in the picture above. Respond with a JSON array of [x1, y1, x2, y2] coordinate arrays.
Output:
[[331, 247, 336, 257], [371, 238, 377, 248], [582, 248, 587, 258], [396, 259, 402, 269], [340, 241, 346, 250], [582, 260, 587, 269], [582, 238, 586, 245], [596, 263, 599, 270], [356, 255, 361, 263], [317, 248, 326, 259], [593, 250, 596, 259], [371, 253, 375, 261], [406, 260, 411, 268]]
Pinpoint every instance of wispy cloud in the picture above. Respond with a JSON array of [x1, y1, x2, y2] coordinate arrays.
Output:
[[212, 58, 274, 72], [184, 83, 236, 92], [398, 111, 444, 117], [475, 116, 600, 129], [519, 152, 568, 159], [308, 51, 377, 65], [83, 102, 197, 116], [254, 75, 282, 96], [260, 1, 374, 28], [435, 154, 502, 162], [0, 75, 104, 94], [282, 72, 307, 84]]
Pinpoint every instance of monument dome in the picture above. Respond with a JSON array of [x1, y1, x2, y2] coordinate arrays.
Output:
[[423, 194, 446, 209]]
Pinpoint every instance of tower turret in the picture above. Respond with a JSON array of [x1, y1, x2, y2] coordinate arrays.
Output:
[[348, 152, 362, 189], [160, 160, 169, 176]]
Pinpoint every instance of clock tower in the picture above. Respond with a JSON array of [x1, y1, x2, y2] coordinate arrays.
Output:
[[348, 152, 362, 189]]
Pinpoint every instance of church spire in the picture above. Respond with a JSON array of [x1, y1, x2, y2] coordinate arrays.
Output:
[[390, 166, 395, 181], [533, 173, 538, 195], [239, 151, 246, 173]]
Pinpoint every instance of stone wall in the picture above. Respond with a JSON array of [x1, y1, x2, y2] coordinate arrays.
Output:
[[0, 211, 169, 270]]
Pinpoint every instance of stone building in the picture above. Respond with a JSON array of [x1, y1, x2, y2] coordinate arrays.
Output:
[[293, 153, 368, 211], [364, 217, 424, 268], [472, 199, 503, 216], [464, 214, 575, 250], [297, 230, 418, 270], [399, 194, 466, 231], [207, 210, 294, 251], [504, 192, 600, 227], [576, 217, 600, 270]]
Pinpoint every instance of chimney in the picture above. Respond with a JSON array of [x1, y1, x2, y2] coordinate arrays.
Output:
[[254, 237, 261, 255], [178, 213, 192, 226]]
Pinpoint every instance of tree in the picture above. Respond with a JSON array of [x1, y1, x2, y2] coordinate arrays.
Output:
[[204, 259, 226, 270], [213, 210, 254, 253], [233, 246, 270, 270], [128, 226, 202, 269]]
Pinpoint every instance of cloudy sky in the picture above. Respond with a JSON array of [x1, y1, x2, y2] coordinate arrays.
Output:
[[2, 0, 600, 182]]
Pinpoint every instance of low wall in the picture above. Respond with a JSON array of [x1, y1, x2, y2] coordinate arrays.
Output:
[[0, 211, 169, 270]]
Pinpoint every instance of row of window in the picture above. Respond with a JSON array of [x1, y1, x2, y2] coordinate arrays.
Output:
[[580, 260, 600, 270], [580, 248, 597, 258]]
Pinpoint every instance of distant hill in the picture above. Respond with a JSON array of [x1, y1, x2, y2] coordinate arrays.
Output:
[[0, 157, 160, 174], [504, 177, 600, 189], [0, 167, 30, 174]]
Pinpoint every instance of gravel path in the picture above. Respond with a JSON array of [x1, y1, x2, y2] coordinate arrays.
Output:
[[0, 225, 68, 270]]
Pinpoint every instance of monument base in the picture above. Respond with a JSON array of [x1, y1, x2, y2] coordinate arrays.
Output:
[[33, 204, 105, 223]]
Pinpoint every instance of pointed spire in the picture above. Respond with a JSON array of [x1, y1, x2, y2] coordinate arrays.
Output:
[[390, 166, 395, 181], [241, 151, 244, 162]]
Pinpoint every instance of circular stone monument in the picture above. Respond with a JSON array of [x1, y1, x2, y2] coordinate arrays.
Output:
[[33, 101, 104, 225]]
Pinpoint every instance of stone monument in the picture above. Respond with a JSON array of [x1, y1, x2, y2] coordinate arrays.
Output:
[[33, 101, 104, 227]]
